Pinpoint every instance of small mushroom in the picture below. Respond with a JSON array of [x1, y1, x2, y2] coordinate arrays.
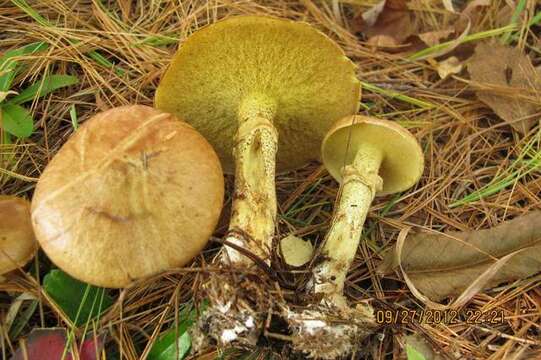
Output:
[[155, 16, 360, 267], [31, 105, 224, 288], [288, 115, 424, 359], [0, 196, 37, 279]]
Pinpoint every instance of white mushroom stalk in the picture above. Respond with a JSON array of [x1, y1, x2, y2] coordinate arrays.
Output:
[[288, 116, 424, 359], [223, 94, 278, 266]]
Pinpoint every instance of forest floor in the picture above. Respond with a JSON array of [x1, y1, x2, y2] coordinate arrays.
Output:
[[1, 0, 540, 359]]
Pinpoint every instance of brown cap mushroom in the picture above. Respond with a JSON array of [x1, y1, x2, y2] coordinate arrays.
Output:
[[155, 16, 360, 267], [31, 105, 224, 288], [0, 196, 37, 276], [289, 115, 423, 359]]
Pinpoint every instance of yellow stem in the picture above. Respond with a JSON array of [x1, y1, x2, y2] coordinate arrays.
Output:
[[222, 94, 278, 266], [313, 143, 383, 304]]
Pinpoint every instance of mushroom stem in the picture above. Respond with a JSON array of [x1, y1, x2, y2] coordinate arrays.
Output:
[[286, 143, 382, 359], [313, 143, 383, 303], [223, 94, 278, 266]]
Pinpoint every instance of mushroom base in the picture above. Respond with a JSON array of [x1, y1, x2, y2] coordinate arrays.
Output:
[[286, 301, 376, 359], [191, 269, 275, 352]]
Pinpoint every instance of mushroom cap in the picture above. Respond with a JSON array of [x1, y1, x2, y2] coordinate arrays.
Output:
[[31, 105, 224, 288], [155, 16, 360, 173], [322, 115, 424, 196], [0, 196, 37, 275]]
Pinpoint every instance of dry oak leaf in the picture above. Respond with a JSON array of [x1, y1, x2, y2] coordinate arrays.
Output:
[[378, 211, 541, 302], [468, 42, 541, 134], [352, 0, 415, 48]]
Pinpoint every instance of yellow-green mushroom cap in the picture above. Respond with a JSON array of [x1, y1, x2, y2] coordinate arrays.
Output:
[[322, 115, 424, 196], [0, 196, 37, 275], [155, 16, 360, 173]]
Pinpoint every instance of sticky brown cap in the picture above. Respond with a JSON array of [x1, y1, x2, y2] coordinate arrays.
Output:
[[322, 115, 424, 195], [155, 16, 360, 173], [31, 105, 224, 288], [0, 196, 37, 275]]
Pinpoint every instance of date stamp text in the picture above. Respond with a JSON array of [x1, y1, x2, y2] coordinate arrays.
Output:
[[375, 309, 505, 325]]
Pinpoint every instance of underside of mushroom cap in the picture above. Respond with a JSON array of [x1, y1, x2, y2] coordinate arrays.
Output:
[[322, 115, 424, 195], [155, 16, 360, 173], [0, 196, 37, 275], [31, 105, 224, 288]]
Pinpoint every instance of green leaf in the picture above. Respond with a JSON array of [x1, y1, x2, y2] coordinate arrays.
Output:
[[1, 104, 34, 138], [148, 331, 191, 360], [406, 344, 427, 360], [0, 42, 48, 92], [43, 269, 114, 327], [8, 75, 78, 105], [147, 301, 208, 360]]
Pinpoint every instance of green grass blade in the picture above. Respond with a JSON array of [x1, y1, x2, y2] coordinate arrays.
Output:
[[408, 25, 516, 61], [87, 50, 125, 76], [69, 104, 78, 130], [0, 42, 48, 92], [8, 300, 38, 339], [450, 131, 541, 207], [10, 0, 50, 27], [134, 35, 179, 47], [501, 0, 527, 44], [361, 82, 435, 109], [10, 0, 123, 76], [8, 74, 78, 105]]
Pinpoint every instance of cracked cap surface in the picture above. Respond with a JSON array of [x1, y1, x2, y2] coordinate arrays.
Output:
[[322, 115, 424, 195], [155, 16, 360, 173], [0, 196, 37, 275], [31, 105, 224, 288]]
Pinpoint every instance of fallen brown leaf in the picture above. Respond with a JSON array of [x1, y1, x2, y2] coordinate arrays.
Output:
[[378, 211, 541, 306], [468, 42, 541, 134], [433, 56, 463, 79], [415, 19, 470, 60], [351, 0, 415, 49], [418, 28, 454, 47]]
